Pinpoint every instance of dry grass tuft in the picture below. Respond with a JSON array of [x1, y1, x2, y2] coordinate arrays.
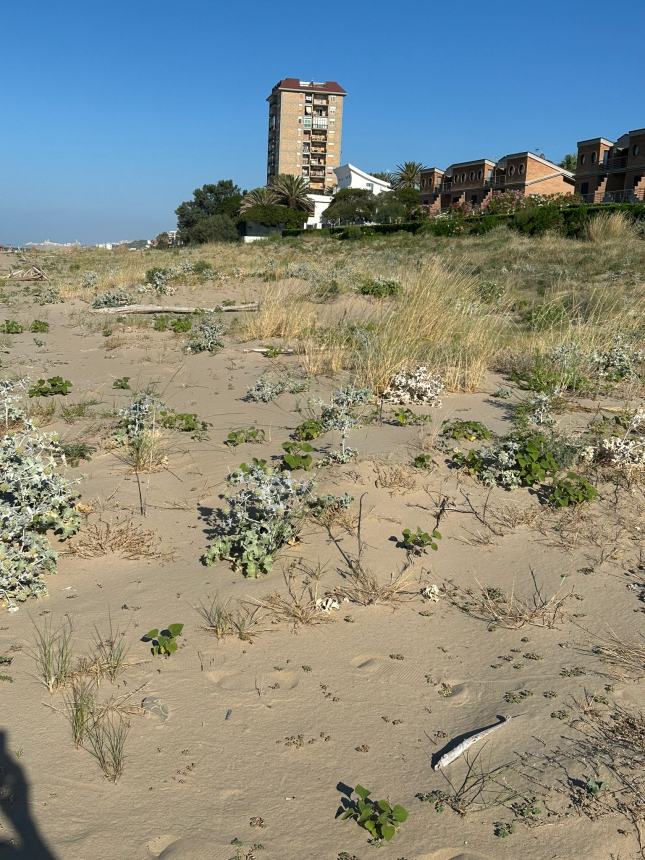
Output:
[[584, 628, 645, 680], [239, 283, 317, 341], [66, 519, 172, 560], [198, 596, 266, 641], [586, 210, 638, 243], [252, 566, 335, 629], [443, 572, 578, 629], [372, 460, 418, 493]]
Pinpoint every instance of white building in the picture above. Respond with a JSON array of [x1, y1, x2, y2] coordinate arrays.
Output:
[[334, 163, 391, 195], [305, 193, 333, 229]]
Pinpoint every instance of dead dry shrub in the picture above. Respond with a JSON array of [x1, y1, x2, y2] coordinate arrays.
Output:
[[66, 519, 172, 561], [443, 571, 578, 629], [581, 628, 645, 681], [586, 210, 638, 243], [251, 566, 335, 629], [372, 460, 418, 493]]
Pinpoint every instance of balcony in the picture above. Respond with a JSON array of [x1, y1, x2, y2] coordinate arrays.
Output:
[[580, 188, 644, 203], [599, 156, 628, 171]]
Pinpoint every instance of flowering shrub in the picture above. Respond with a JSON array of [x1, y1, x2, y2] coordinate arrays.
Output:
[[1, 385, 80, 604], [453, 432, 569, 490], [590, 338, 643, 381], [315, 385, 371, 462], [118, 393, 166, 440], [383, 367, 444, 406], [202, 462, 312, 577], [582, 410, 645, 478]]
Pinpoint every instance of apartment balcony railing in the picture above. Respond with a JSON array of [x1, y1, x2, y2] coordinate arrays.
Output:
[[599, 156, 628, 171], [579, 189, 644, 204]]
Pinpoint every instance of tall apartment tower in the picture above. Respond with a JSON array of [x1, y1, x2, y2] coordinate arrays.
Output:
[[267, 78, 346, 193]]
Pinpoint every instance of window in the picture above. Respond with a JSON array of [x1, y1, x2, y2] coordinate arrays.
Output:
[[461, 172, 466, 181], [329, 95, 336, 102], [580, 182, 589, 195], [518, 163, 525, 174], [591, 151, 597, 163], [477, 169, 482, 179], [469, 171, 475, 180], [634, 145, 641, 156], [580, 153, 587, 165], [366, 182, 373, 191], [509, 165, 515, 176]]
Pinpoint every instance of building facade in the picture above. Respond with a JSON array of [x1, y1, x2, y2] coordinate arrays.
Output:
[[575, 129, 645, 203], [334, 163, 391, 195], [421, 152, 574, 213], [266, 79, 346, 193]]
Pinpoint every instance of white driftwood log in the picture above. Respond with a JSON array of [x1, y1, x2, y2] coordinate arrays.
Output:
[[89, 302, 258, 316]]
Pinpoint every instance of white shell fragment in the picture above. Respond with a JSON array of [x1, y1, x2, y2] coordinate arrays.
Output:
[[433, 715, 512, 770], [316, 596, 340, 612]]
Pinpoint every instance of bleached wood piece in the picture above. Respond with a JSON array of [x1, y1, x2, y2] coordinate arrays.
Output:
[[89, 302, 258, 315]]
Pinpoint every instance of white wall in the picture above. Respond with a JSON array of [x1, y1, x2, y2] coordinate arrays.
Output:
[[305, 194, 333, 229], [334, 163, 391, 195]]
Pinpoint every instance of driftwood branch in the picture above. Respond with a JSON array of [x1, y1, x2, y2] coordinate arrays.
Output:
[[89, 302, 258, 316]]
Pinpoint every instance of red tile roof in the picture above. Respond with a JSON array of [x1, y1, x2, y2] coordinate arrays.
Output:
[[274, 78, 346, 95]]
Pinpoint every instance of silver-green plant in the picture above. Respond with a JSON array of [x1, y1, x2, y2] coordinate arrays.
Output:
[[184, 312, 225, 354], [203, 462, 313, 577]]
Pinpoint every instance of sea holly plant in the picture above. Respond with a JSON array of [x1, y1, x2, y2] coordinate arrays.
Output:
[[202, 462, 312, 577], [1, 385, 80, 603], [399, 526, 441, 555], [141, 623, 184, 656], [316, 385, 371, 463], [184, 312, 225, 354], [339, 784, 409, 843]]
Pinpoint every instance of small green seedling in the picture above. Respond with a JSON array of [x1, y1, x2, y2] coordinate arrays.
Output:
[[170, 317, 192, 333], [392, 408, 430, 426], [60, 441, 96, 466], [141, 623, 184, 656], [412, 453, 434, 470], [340, 784, 408, 843], [585, 778, 606, 797], [263, 345, 283, 358], [399, 526, 441, 554], [159, 411, 209, 435], [28, 376, 72, 397], [493, 820, 515, 838], [29, 320, 50, 333], [224, 427, 266, 447], [113, 377, 131, 390], [281, 441, 313, 471], [1, 319, 24, 334], [292, 418, 325, 441]]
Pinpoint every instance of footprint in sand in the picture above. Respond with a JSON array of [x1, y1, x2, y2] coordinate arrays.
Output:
[[418, 852, 491, 860], [207, 669, 299, 693], [351, 654, 430, 686], [146, 835, 176, 856], [444, 682, 474, 705], [156, 836, 218, 858], [351, 654, 386, 676]]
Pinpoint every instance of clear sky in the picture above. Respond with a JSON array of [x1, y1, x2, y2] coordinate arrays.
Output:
[[2, 0, 644, 245]]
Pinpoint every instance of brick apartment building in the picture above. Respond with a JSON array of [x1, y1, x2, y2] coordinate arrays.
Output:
[[266, 79, 346, 193], [575, 128, 645, 203], [421, 152, 574, 213]]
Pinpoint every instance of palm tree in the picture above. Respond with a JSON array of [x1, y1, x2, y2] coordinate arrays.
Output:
[[270, 174, 314, 213], [393, 161, 426, 189], [239, 186, 279, 213]]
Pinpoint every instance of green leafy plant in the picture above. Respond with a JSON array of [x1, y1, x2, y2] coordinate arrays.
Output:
[[399, 526, 441, 554], [339, 784, 408, 843], [159, 410, 209, 435], [292, 418, 325, 441], [281, 441, 313, 471], [29, 320, 50, 333], [141, 623, 184, 656], [441, 419, 492, 441], [225, 427, 266, 447], [547, 472, 597, 507], [112, 377, 131, 390], [493, 820, 515, 838], [357, 276, 400, 299], [153, 315, 170, 331], [412, 453, 434, 470], [59, 441, 95, 466], [1, 320, 24, 334], [391, 407, 430, 426], [170, 316, 192, 333], [28, 377, 72, 397], [584, 778, 606, 797]]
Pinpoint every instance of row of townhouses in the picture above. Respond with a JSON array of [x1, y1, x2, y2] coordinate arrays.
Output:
[[265, 78, 644, 218]]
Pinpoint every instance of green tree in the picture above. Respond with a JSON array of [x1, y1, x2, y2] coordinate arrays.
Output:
[[322, 188, 377, 224], [374, 187, 422, 223], [153, 231, 171, 248], [240, 187, 279, 212], [270, 174, 314, 212], [370, 171, 394, 184], [188, 214, 239, 244], [237, 204, 308, 231], [176, 180, 243, 244], [393, 161, 426, 189], [559, 154, 577, 172]]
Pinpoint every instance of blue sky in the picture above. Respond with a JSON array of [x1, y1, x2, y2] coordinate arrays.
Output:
[[2, 0, 644, 244]]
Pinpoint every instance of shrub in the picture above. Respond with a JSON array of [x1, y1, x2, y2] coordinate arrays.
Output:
[[91, 289, 131, 309], [1, 394, 80, 602], [202, 462, 312, 577], [453, 431, 568, 490], [170, 317, 192, 333], [1, 320, 23, 334], [159, 411, 209, 435], [383, 367, 444, 406], [29, 320, 49, 333], [224, 427, 266, 447], [357, 277, 400, 298], [184, 312, 225, 354], [245, 373, 308, 402], [441, 419, 491, 441], [512, 205, 562, 235], [547, 473, 597, 507], [28, 377, 72, 397], [112, 377, 131, 390], [291, 418, 325, 441], [59, 441, 95, 466]]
